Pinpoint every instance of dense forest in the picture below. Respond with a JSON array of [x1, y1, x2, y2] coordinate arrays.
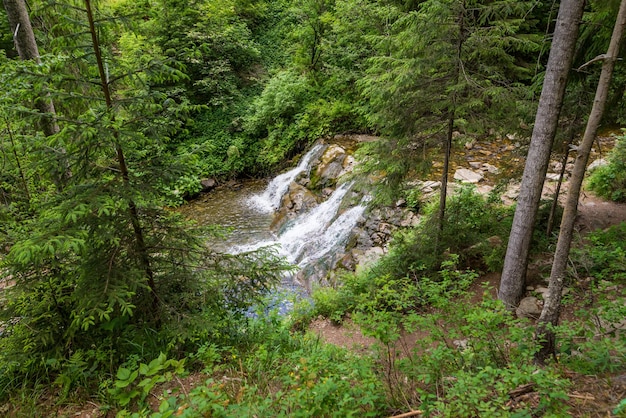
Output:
[[1, 0, 626, 416]]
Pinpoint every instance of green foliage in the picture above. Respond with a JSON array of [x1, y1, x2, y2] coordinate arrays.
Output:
[[110, 353, 186, 408], [356, 287, 570, 416], [0, 0, 290, 403], [357, 0, 540, 201], [572, 222, 626, 282], [374, 186, 512, 278], [134, 314, 385, 417], [588, 135, 626, 202]]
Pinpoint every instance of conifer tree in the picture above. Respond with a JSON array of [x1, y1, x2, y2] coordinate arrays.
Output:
[[360, 0, 540, 234], [0, 0, 287, 388]]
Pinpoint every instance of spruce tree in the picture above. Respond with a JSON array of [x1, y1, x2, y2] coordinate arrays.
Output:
[[359, 0, 541, 237], [0, 0, 287, 389]]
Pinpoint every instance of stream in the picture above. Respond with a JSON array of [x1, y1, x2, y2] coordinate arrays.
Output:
[[178, 143, 367, 310]]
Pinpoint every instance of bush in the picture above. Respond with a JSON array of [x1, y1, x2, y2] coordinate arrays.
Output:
[[588, 134, 626, 202], [571, 221, 626, 282], [372, 186, 512, 279]]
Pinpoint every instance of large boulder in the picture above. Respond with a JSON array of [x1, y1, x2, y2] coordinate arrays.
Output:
[[284, 183, 318, 213], [314, 145, 348, 187], [271, 183, 319, 231]]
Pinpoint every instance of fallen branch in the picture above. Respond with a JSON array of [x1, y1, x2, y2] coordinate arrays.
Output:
[[568, 393, 595, 401], [388, 410, 423, 418], [509, 383, 536, 398]]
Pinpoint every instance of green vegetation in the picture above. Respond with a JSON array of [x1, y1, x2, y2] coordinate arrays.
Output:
[[588, 134, 626, 202], [1, 0, 626, 416]]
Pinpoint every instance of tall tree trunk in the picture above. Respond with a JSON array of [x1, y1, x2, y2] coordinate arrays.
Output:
[[436, 1, 465, 241], [498, 0, 585, 310], [84, 0, 160, 321], [535, 0, 626, 363], [3, 0, 59, 137], [3, 0, 70, 189]]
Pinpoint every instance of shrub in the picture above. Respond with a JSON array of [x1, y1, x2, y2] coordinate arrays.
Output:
[[588, 134, 626, 202]]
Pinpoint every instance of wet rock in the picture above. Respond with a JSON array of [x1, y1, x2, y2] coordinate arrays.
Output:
[[283, 183, 318, 213], [454, 168, 483, 183], [339, 155, 356, 177], [315, 145, 347, 187], [321, 187, 334, 197], [338, 252, 356, 270], [200, 178, 217, 192], [516, 296, 542, 319], [272, 183, 319, 231]]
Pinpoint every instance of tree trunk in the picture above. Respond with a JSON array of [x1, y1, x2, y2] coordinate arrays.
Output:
[[3, 0, 59, 137], [535, 0, 626, 363], [436, 1, 465, 241], [3, 0, 71, 190], [85, 0, 160, 321], [498, 0, 585, 311]]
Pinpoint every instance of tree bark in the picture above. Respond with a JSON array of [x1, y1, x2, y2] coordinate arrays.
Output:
[[498, 0, 585, 310], [535, 0, 626, 363], [436, 1, 465, 241]]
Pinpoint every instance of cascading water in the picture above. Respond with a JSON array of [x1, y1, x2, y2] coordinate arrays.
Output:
[[240, 149, 366, 278], [273, 182, 364, 265], [250, 143, 326, 212], [183, 142, 367, 311]]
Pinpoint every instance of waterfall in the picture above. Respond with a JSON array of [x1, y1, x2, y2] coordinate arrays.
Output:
[[249, 143, 326, 212], [276, 182, 362, 265], [234, 182, 365, 272], [234, 143, 367, 281]]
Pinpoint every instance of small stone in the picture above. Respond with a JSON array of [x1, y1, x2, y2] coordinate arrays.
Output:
[[476, 185, 494, 196], [469, 161, 482, 169], [534, 286, 549, 299], [545, 173, 561, 181], [454, 168, 483, 183], [516, 296, 542, 319], [486, 236, 502, 247], [453, 339, 469, 350], [481, 163, 500, 174], [200, 178, 217, 191]]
